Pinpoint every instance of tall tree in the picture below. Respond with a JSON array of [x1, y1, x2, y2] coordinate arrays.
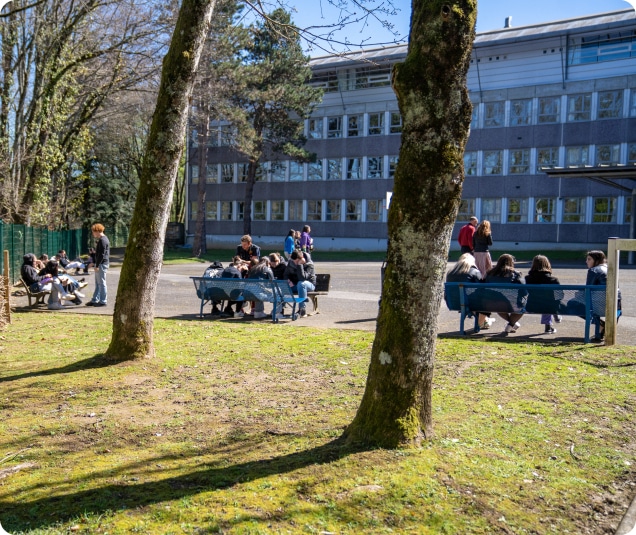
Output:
[[343, 0, 477, 447], [105, 0, 217, 361]]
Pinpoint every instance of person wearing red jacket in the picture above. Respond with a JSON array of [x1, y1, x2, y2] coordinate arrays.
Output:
[[457, 216, 478, 254]]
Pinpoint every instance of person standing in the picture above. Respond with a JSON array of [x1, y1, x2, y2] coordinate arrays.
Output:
[[473, 220, 493, 278], [457, 216, 478, 254], [284, 229, 296, 260], [299, 225, 313, 253], [86, 223, 110, 307]]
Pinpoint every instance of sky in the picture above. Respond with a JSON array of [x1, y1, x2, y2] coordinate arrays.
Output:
[[283, 0, 634, 55]]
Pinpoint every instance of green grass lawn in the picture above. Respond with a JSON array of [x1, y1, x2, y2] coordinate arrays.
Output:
[[0, 313, 634, 534]]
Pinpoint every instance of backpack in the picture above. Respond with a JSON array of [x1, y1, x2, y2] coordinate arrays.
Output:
[[203, 261, 224, 278]]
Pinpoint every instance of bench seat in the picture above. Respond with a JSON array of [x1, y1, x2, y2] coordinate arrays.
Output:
[[19, 278, 51, 307]]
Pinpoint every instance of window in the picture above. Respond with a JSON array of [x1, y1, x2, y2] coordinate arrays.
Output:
[[457, 199, 475, 221], [567, 93, 592, 122], [290, 161, 303, 181], [190, 128, 199, 148], [220, 201, 232, 220], [207, 125, 220, 147], [307, 200, 322, 221], [596, 144, 620, 166], [629, 143, 636, 164], [367, 157, 383, 179], [327, 116, 342, 138], [366, 200, 383, 221], [470, 105, 480, 129], [537, 147, 559, 173], [347, 114, 362, 137], [598, 90, 623, 119], [271, 201, 284, 221], [191, 165, 199, 184], [509, 149, 530, 174], [593, 197, 617, 223], [507, 198, 528, 223], [566, 146, 590, 167], [307, 161, 322, 181], [538, 97, 561, 124], [569, 33, 636, 65], [535, 198, 556, 223], [481, 198, 501, 222], [464, 151, 478, 176], [368, 112, 385, 135], [237, 202, 244, 220], [482, 150, 503, 175], [510, 99, 532, 126], [205, 165, 217, 183], [270, 161, 286, 182], [389, 112, 402, 134], [388, 156, 399, 178], [562, 197, 586, 223], [346, 200, 362, 221], [326, 200, 341, 221], [289, 200, 303, 221], [253, 201, 266, 220], [190, 201, 198, 220], [220, 124, 233, 145], [308, 118, 323, 139], [255, 162, 265, 182], [355, 65, 392, 89], [346, 157, 362, 180], [221, 163, 234, 183], [631, 92, 636, 117], [238, 163, 249, 182], [484, 101, 504, 128], [327, 159, 342, 180], [205, 201, 217, 220], [625, 196, 633, 224], [310, 70, 339, 92]]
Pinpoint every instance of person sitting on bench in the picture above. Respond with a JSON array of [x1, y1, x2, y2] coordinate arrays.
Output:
[[284, 251, 316, 318], [21, 254, 79, 307]]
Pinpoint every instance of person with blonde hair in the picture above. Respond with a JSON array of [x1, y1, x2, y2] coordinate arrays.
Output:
[[473, 220, 493, 277], [86, 223, 110, 307]]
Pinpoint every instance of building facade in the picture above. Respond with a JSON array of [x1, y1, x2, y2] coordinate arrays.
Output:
[[187, 9, 636, 252]]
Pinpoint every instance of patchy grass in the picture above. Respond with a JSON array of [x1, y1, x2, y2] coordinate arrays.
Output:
[[0, 313, 635, 534]]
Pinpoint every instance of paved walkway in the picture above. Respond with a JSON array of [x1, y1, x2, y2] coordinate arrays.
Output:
[[29, 257, 636, 345]]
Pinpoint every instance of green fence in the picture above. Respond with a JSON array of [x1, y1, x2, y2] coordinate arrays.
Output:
[[1, 222, 128, 285]]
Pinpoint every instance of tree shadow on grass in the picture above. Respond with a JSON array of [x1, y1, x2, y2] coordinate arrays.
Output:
[[0, 354, 114, 384], [1, 437, 368, 532]]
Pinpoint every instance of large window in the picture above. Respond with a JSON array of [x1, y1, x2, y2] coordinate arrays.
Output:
[[307, 200, 322, 221], [238, 163, 249, 182], [307, 161, 323, 181], [326, 200, 341, 221], [535, 198, 556, 223], [463, 151, 478, 176], [484, 101, 504, 128], [289, 200, 303, 220], [368, 112, 385, 135], [509, 149, 530, 174], [569, 33, 636, 65], [566, 146, 590, 167], [481, 198, 501, 222], [271, 201, 285, 221], [389, 112, 402, 134], [457, 199, 475, 221], [205, 165, 217, 183], [205, 201, 217, 220], [366, 200, 383, 222], [470, 105, 480, 129], [253, 201, 266, 220], [482, 150, 503, 175], [598, 90, 623, 119], [567, 93, 592, 122], [345, 200, 362, 221], [507, 198, 528, 223], [190, 165, 199, 184], [346, 157, 362, 180], [221, 163, 234, 183], [510, 99, 532, 126], [562, 197, 586, 223], [596, 144, 620, 166], [367, 157, 383, 179], [327, 116, 342, 138], [355, 65, 391, 89], [289, 161, 303, 181], [388, 156, 399, 178], [271, 161, 286, 182], [593, 197, 617, 223], [537, 147, 559, 172], [327, 159, 342, 180], [538, 96, 561, 124], [347, 114, 363, 137], [220, 201, 232, 220], [190, 201, 198, 220], [308, 118, 323, 139]]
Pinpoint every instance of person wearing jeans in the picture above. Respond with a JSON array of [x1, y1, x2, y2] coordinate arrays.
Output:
[[284, 250, 316, 317], [86, 223, 110, 307]]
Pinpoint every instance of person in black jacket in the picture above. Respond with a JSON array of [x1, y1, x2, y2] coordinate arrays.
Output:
[[525, 255, 562, 334], [284, 250, 316, 317], [484, 254, 524, 333]]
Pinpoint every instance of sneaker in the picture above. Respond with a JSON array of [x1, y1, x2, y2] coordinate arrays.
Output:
[[511, 322, 521, 332], [73, 290, 85, 298], [504, 323, 514, 333], [47, 301, 63, 310], [553, 314, 562, 324], [235, 311, 244, 318], [544, 326, 556, 334], [78, 282, 88, 289], [86, 301, 97, 307], [94, 302, 107, 307], [73, 297, 83, 305], [299, 308, 307, 318], [253, 311, 268, 319], [479, 317, 496, 329], [61, 293, 77, 301], [211, 306, 221, 315]]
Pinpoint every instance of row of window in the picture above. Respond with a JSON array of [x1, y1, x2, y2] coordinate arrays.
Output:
[[464, 143, 636, 176], [470, 89, 636, 129], [569, 31, 636, 66], [458, 196, 633, 225], [190, 199, 386, 223], [190, 155, 400, 184], [309, 64, 393, 93]]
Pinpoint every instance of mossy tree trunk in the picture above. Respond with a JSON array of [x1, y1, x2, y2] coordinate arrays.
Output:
[[106, 0, 217, 361], [343, 0, 477, 447]]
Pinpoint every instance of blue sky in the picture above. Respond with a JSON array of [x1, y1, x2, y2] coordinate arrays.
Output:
[[285, 0, 633, 55]]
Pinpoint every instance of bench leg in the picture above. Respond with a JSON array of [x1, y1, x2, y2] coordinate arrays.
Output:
[[309, 295, 319, 315]]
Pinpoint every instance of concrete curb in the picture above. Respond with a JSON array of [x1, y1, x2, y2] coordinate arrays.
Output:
[[616, 493, 636, 535]]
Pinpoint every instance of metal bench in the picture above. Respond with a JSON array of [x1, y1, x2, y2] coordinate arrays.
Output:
[[19, 278, 51, 307], [191, 277, 305, 322], [444, 282, 608, 343], [307, 274, 330, 314]]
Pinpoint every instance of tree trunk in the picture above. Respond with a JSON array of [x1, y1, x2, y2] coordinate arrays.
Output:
[[105, 0, 218, 361], [343, 0, 476, 448], [193, 115, 209, 257], [243, 157, 257, 236]]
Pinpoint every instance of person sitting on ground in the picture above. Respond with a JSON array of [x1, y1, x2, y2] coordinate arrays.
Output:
[[236, 235, 261, 263], [445, 253, 494, 330], [41, 260, 85, 307], [268, 252, 287, 280], [57, 249, 89, 275], [525, 255, 562, 335], [247, 257, 274, 319], [219, 256, 248, 317], [284, 229, 296, 260], [284, 250, 316, 318], [484, 253, 525, 334]]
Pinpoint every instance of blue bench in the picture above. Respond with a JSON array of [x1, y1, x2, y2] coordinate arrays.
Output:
[[190, 277, 306, 322], [444, 282, 607, 342]]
